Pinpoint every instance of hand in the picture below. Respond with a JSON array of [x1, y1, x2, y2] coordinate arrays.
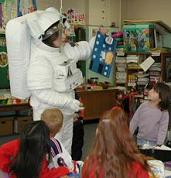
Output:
[[99, 26, 108, 35], [68, 99, 81, 112], [73, 113, 79, 121]]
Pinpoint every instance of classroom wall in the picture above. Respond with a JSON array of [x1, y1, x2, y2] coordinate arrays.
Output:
[[124, 0, 171, 27], [38, 0, 120, 27], [38, 0, 171, 28], [88, 0, 120, 27], [38, 0, 87, 16], [120, 0, 127, 26]]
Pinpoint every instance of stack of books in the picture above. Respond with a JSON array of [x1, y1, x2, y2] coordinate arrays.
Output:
[[115, 56, 127, 84], [149, 63, 161, 82]]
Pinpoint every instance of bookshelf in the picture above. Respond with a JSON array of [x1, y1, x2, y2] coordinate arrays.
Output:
[[115, 52, 171, 91]]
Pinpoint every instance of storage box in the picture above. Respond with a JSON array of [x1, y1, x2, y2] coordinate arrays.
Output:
[[123, 23, 155, 52], [14, 116, 33, 134], [0, 117, 13, 136]]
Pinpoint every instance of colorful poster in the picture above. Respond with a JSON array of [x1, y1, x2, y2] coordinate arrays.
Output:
[[0, 0, 17, 32]]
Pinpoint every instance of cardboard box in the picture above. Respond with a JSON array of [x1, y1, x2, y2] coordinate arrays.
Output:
[[123, 23, 155, 52], [14, 116, 33, 134], [0, 117, 13, 136]]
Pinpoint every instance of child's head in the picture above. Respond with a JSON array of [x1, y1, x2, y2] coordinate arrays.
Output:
[[116, 90, 124, 101], [95, 107, 132, 155], [85, 107, 150, 178], [10, 121, 50, 178], [41, 108, 63, 137], [148, 82, 171, 110]]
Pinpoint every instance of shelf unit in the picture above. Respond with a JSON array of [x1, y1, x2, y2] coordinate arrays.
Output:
[[115, 52, 171, 91]]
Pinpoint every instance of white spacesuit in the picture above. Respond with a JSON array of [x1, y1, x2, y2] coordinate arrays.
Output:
[[6, 8, 91, 153]]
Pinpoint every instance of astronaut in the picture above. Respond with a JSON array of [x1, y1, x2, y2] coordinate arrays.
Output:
[[28, 8, 92, 153], [6, 8, 91, 153]]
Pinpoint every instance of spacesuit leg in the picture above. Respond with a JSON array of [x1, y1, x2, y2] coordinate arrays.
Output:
[[55, 114, 73, 154]]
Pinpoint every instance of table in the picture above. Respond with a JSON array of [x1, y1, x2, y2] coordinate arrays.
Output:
[[0, 103, 32, 113]]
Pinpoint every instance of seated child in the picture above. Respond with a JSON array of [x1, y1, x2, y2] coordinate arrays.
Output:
[[41, 108, 82, 173], [82, 107, 165, 178], [0, 121, 69, 178]]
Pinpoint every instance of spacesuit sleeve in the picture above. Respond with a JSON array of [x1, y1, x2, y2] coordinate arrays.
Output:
[[31, 89, 73, 108], [63, 41, 92, 62], [27, 57, 72, 107]]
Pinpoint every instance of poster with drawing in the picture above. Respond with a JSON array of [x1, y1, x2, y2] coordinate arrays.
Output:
[[89, 31, 117, 78]]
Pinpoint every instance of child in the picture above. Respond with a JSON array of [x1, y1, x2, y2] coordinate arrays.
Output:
[[41, 108, 82, 173], [0, 121, 69, 178], [130, 82, 171, 147], [82, 107, 154, 178]]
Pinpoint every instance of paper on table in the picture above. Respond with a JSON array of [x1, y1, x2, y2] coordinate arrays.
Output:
[[165, 169, 171, 177], [139, 56, 155, 72], [154, 145, 171, 151]]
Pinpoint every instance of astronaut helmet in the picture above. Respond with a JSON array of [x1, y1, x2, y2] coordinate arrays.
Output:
[[38, 8, 69, 48], [38, 7, 60, 34]]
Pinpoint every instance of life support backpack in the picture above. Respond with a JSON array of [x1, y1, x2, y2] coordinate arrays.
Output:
[[5, 11, 43, 99], [6, 15, 31, 99]]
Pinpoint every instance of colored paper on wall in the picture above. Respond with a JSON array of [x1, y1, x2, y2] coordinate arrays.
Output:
[[17, 0, 37, 17]]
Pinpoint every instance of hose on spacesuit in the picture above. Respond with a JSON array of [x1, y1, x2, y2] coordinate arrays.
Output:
[[58, 0, 66, 52]]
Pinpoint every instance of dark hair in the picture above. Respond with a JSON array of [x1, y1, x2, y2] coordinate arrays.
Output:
[[82, 107, 151, 178], [42, 22, 60, 47], [153, 82, 171, 111], [10, 121, 51, 178]]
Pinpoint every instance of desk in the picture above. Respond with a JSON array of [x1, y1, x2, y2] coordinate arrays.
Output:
[[76, 88, 117, 120], [0, 103, 32, 113]]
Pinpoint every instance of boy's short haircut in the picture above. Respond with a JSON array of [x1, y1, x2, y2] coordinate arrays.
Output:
[[41, 108, 63, 134]]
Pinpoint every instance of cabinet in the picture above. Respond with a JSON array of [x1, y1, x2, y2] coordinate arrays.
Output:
[[76, 88, 117, 120], [0, 103, 32, 136]]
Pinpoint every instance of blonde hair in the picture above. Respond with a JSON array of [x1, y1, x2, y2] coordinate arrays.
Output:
[[41, 108, 63, 136]]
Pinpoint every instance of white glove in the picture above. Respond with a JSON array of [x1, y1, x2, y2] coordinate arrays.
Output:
[[67, 99, 81, 112]]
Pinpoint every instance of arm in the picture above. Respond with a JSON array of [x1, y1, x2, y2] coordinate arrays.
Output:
[[63, 41, 92, 62], [63, 28, 108, 62], [49, 138, 73, 171], [59, 141, 73, 171], [129, 104, 142, 135], [157, 111, 169, 145], [32, 89, 80, 112]]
